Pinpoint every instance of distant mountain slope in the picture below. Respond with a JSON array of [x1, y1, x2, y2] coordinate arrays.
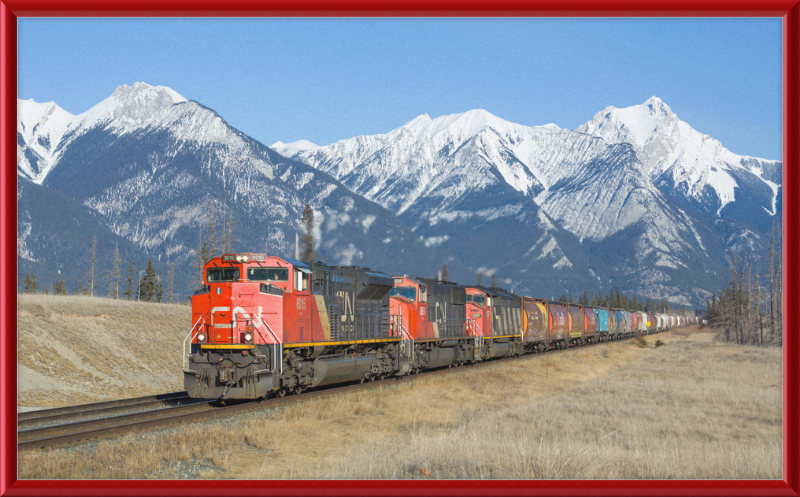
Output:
[[274, 102, 772, 305], [17, 176, 166, 295], [21, 84, 457, 298], [576, 96, 781, 232]]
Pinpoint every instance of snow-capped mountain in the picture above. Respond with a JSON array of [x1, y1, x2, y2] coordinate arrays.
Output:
[[17, 99, 75, 183], [274, 103, 775, 305], [17, 83, 459, 297], [577, 96, 781, 232], [17, 86, 776, 306]]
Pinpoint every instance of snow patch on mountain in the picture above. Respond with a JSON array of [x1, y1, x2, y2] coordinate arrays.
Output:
[[577, 96, 781, 218], [271, 139, 319, 156], [17, 99, 76, 183]]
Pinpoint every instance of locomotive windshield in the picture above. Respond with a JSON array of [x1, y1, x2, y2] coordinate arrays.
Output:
[[389, 286, 416, 302], [207, 267, 239, 282], [247, 267, 289, 282], [472, 294, 486, 306]]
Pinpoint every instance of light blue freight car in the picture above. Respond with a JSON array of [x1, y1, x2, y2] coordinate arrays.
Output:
[[596, 308, 610, 337]]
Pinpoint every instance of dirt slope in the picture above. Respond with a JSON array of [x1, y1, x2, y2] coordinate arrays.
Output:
[[17, 294, 191, 408]]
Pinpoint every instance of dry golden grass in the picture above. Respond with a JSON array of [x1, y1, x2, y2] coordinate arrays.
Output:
[[17, 294, 190, 407], [17, 329, 782, 480]]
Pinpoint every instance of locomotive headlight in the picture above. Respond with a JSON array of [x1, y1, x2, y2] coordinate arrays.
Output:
[[198, 333, 206, 342], [245, 333, 253, 342], [236, 255, 243, 262], [242, 255, 249, 262]]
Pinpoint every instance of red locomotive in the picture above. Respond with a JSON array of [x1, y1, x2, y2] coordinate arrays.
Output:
[[184, 254, 399, 399], [183, 252, 692, 400]]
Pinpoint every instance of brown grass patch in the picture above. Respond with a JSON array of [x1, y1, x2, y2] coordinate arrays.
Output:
[[17, 329, 782, 480]]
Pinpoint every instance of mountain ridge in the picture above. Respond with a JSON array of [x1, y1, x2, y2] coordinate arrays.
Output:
[[17, 84, 778, 305]]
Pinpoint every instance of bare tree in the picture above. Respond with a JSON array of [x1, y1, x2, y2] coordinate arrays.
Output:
[[223, 208, 239, 254], [88, 235, 97, 297], [206, 199, 217, 259], [107, 240, 121, 299], [168, 262, 175, 304]]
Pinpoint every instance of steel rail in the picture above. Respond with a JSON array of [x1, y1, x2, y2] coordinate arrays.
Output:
[[18, 391, 188, 421], [18, 400, 223, 444], [17, 395, 206, 430]]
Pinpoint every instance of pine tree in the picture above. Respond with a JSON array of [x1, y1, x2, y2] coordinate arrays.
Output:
[[23, 274, 38, 293], [123, 261, 135, 300], [107, 240, 121, 299], [568, 289, 573, 303], [301, 204, 315, 262], [41, 285, 49, 295], [54, 278, 67, 296], [139, 259, 158, 302]]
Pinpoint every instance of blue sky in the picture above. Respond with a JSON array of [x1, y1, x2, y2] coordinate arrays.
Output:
[[18, 17, 782, 159]]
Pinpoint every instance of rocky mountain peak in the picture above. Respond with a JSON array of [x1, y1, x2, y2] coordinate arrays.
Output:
[[577, 96, 677, 150], [76, 82, 187, 131]]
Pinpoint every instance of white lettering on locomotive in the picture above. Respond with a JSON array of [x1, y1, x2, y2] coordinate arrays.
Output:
[[336, 290, 354, 324]]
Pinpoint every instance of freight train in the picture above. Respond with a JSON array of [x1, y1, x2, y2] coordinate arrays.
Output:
[[183, 254, 695, 400]]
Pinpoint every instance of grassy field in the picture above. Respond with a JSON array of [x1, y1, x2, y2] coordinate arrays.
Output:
[[16, 298, 783, 480], [17, 294, 190, 407]]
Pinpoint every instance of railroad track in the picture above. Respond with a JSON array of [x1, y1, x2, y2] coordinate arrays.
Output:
[[18, 331, 665, 452], [17, 391, 197, 429]]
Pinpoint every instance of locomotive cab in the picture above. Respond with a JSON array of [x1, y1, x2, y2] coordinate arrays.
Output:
[[388, 276, 427, 340]]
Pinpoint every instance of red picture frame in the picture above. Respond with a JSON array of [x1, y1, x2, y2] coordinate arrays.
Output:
[[1, 1, 798, 495]]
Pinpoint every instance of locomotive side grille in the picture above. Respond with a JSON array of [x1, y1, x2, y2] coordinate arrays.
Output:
[[329, 306, 340, 341], [381, 304, 390, 338]]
